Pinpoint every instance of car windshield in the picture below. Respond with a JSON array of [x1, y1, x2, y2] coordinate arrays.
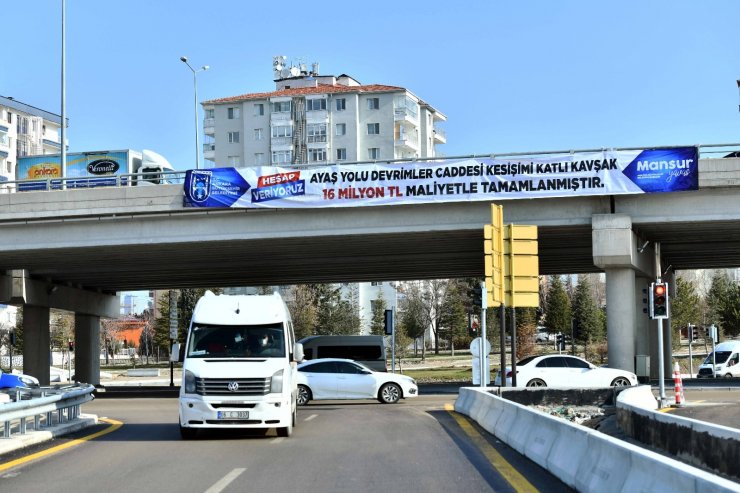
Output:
[[704, 351, 731, 365], [186, 323, 285, 358]]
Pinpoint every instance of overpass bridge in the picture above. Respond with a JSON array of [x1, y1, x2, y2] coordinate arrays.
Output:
[[1, 154, 739, 386]]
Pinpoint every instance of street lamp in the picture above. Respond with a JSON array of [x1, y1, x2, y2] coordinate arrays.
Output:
[[180, 56, 209, 169]]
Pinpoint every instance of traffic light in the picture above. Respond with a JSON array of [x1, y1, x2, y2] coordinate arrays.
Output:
[[556, 333, 565, 351], [384, 309, 393, 335], [468, 285, 483, 308], [649, 282, 669, 319], [687, 324, 698, 342], [68, 340, 75, 352], [9, 331, 15, 346], [468, 314, 480, 337]]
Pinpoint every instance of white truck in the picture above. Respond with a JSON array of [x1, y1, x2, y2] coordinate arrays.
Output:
[[178, 291, 303, 439]]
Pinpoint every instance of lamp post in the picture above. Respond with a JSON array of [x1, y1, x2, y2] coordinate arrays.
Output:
[[180, 56, 209, 169]]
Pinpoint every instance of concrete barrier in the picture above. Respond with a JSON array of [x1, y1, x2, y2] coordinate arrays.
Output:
[[126, 368, 160, 377], [455, 386, 740, 493]]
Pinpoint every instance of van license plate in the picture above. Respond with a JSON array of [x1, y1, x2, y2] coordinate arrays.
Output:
[[218, 411, 249, 419]]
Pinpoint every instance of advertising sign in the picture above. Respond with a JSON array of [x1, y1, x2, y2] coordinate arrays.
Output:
[[17, 151, 132, 191], [183, 147, 699, 209]]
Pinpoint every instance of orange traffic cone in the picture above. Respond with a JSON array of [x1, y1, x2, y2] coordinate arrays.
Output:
[[673, 362, 685, 407]]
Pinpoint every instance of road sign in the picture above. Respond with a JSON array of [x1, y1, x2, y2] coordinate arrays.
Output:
[[484, 204, 505, 306], [504, 224, 539, 307]]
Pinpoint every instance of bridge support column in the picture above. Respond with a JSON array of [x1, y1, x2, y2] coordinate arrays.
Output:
[[23, 305, 51, 386], [75, 314, 101, 386], [592, 214, 655, 373]]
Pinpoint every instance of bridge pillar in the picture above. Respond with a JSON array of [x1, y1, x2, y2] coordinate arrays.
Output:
[[23, 305, 51, 386], [75, 314, 101, 386], [592, 214, 655, 373]]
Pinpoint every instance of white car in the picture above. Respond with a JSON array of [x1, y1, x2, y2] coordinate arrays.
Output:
[[494, 354, 637, 388], [296, 358, 418, 405]]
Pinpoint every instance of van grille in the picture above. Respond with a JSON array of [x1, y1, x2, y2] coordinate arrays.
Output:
[[698, 368, 714, 377], [195, 377, 270, 396]]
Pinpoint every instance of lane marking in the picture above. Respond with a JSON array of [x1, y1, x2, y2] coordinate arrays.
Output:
[[0, 417, 123, 474], [304, 414, 318, 422], [444, 403, 539, 493], [204, 468, 245, 493]]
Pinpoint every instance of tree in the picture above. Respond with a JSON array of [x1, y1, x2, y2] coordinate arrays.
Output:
[[310, 284, 360, 335], [707, 271, 740, 337], [515, 307, 537, 360], [369, 290, 387, 336], [398, 282, 428, 358], [439, 280, 468, 352], [544, 276, 571, 336], [153, 288, 222, 358], [670, 277, 701, 348], [286, 284, 318, 340], [572, 275, 602, 358]]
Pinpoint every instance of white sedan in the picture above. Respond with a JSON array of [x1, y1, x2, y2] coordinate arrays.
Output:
[[494, 354, 637, 388], [296, 358, 418, 405]]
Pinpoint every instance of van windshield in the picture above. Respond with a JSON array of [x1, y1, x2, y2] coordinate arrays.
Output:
[[187, 323, 285, 358], [703, 350, 731, 365]]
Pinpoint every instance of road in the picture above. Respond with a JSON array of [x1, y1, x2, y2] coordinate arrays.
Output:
[[0, 396, 573, 493], [667, 389, 740, 428]]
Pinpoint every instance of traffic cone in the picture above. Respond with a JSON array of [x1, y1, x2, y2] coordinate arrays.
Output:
[[673, 361, 685, 407]]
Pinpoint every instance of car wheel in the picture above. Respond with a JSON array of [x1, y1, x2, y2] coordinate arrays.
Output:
[[378, 383, 401, 404], [526, 378, 547, 388], [179, 424, 197, 440], [725, 373, 734, 379], [297, 385, 311, 406], [610, 377, 632, 387]]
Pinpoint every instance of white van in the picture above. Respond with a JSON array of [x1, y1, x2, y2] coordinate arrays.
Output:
[[697, 341, 740, 378], [178, 291, 303, 439]]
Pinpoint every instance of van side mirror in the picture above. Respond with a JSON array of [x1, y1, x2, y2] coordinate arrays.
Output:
[[293, 342, 304, 363]]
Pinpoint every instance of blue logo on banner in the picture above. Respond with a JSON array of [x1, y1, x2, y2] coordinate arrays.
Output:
[[622, 147, 698, 193], [184, 168, 251, 207], [251, 180, 306, 203]]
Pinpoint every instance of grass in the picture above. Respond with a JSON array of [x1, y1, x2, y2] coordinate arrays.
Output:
[[401, 367, 496, 383]]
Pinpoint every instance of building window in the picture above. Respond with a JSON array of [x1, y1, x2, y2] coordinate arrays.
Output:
[[0, 130, 8, 146], [336, 98, 346, 111], [205, 108, 215, 119], [309, 149, 327, 162], [335, 123, 346, 136], [367, 123, 380, 135], [227, 155, 241, 166], [228, 131, 240, 143], [271, 125, 292, 138], [228, 107, 240, 119], [271, 101, 291, 113], [371, 281, 382, 286], [336, 148, 347, 161], [307, 123, 327, 143], [6, 112, 11, 124], [254, 104, 264, 116], [272, 150, 292, 164], [368, 148, 380, 160], [255, 153, 265, 166], [254, 128, 263, 140], [367, 98, 380, 110], [306, 99, 327, 111]]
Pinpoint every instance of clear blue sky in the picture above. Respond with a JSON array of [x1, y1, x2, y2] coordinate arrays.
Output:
[[4, 1, 740, 170]]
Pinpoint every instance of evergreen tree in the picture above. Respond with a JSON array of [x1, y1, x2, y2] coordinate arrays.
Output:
[[707, 271, 740, 337], [572, 275, 602, 355], [439, 280, 468, 350], [544, 276, 571, 336], [310, 283, 360, 335], [286, 284, 318, 340], [370, 290, 387, 336], [670, 277, 701, 348]]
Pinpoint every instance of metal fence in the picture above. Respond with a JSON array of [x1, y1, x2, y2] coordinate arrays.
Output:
[[0, 383, 94, 439]]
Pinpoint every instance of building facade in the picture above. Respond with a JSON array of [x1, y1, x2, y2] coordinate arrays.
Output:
[[0, 96, 63, 184], [201, 59, 446, 169]]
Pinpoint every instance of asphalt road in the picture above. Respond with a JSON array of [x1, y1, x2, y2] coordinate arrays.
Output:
[[0, 396, 573, 493], [666, 389, 740, 428]]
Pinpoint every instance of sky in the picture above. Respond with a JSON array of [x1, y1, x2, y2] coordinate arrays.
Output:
[[4, 1, 740, 170]]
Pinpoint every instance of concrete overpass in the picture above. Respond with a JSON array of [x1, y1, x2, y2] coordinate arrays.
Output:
[[1, 156, 739, 385]]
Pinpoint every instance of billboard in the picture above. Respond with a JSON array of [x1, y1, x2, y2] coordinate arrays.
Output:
[[183, 146, 699, 209], [17, 151, 133, 191]]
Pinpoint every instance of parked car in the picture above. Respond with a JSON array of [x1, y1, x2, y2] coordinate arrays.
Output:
[[535, 327, 555, 343], [0, 371, 40, 389], [494, 354, 637, 388], [296, 358, 418, 405]]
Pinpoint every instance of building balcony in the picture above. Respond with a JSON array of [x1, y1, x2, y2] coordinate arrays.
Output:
[[203, 118, 215, 135], [270, 112, 292, 122], [433, 127, 446, 144], [395, 134, 419, 152], [203, 143, 215, 160], [271, 136, 292, 147], [394, 106, 419, 125]]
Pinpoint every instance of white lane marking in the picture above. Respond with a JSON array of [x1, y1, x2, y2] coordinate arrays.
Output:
[[304, 414, 318, 422], [204, 468, 245, 493], [271, 437, 285, 444]]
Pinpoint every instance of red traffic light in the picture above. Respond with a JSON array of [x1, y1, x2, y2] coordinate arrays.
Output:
[[654, 284, 666, 296]]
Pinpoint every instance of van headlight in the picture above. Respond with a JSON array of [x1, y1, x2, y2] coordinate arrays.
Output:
[[184, 370, 196, 394], [270, 370, 284, 393]]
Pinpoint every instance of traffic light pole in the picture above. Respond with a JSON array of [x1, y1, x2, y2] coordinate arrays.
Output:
[[479, 282, 487, 388], [499, 304, 506, 387], [655, 244, 666, 406]]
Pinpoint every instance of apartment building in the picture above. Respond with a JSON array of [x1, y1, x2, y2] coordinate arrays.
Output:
[[201, 58, 446, 168], [0, 95, 63, 183]]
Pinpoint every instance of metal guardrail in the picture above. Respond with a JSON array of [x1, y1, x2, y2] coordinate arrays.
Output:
[[0, 383, 95, 439]]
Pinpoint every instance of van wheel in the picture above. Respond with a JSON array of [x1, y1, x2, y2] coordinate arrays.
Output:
[[297, 385, 311, 406], [378, 383, 401, 404], [725, 373, 734, 378], [277, 421, 293, 437]]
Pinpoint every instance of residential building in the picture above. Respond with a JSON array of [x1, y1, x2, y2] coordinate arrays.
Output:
[[201, 57, 446, 168], [0, 96, 63, 184]]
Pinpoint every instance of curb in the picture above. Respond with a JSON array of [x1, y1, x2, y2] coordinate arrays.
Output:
[[0, 414, 98, 457]]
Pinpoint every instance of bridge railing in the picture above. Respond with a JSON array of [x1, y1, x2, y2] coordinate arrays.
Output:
[[0, 383, 95, 438], [0, 169, 188, 193]]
